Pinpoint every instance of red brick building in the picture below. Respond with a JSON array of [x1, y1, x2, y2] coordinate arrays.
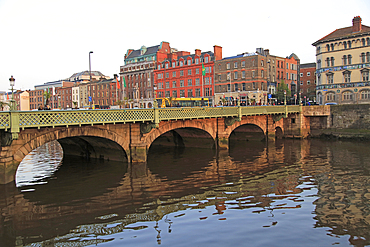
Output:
[[299, 63, 316, 104], [154, 46, 222, 104]]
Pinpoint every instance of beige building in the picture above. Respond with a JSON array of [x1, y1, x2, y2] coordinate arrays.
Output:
[[312, 16, 370, 105]]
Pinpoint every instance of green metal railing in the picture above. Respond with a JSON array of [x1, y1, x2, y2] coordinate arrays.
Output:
[[0, 105, 301, 139]]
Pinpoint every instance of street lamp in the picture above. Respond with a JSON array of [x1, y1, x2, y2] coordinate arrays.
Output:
[[89, 51, 93, 108], [284, 90, 287, 106], [9, 75, 15, 111]]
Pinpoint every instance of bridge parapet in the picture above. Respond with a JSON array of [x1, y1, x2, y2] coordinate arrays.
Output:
[[302, 105, 330, 116]]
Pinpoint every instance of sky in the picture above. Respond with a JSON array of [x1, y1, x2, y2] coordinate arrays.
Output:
[[0, 0, 369, 92]]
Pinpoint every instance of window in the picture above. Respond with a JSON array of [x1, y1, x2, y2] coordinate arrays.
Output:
[[261, 70, 264, 78], [165, 91, 170, 97], [234, 62, 238, 68], [196, 68, 199, 74], [172, 81, 176, 88], [330, 57, 334, 66], [227, 84, 231, 92], [307, 72, 311, 76], [242, 83, 246, 91], [348, 42, 352, 49], [330, 44, 334, 51], [218, 75, 221, 81], [242, 71, 245, 78], [252, 71, 255, 78], [307, 80, 310, 85], [362, 70, 369, 81], [166, 72, 169, 78], [188, 60, 191, 65], [227, 72, 231, 80], [326, 92, 335, 101], [180, 80, 184, 87], [173, 90, 177, 97], [367, 52, 370, 63], [165, 81, 170, 88], [180, 90, 185, 97], [196, 78, 200, 86], [165, 63, 168, 69], [361, 90, 370, 99], [188, 69, 192, 75], [195, 88, 201, 97], [235, 83, 239, 91], [300, 73, 303, 77], [226, 63, 230, 69], [343, 91, 352, 100], [348, 55, 352, 64], [180, 70, 184, 76], [343, 71, 351, 83], [261, 60, 264, 66], [361, 53, 366, 63], [195, 58, 199, 64], [187, 89, 193, 97], [300, 81, 304, 85], [234, 72, 238, 79], [187, 79, 192, 86], [241, 60, 245, 67], [343, 41, 347, 49], [326, 44, 330, 51], [180, 61, 183, 66], [343, 55, 347, 65], [327, 73, 334, 84], [172, 62, 176, 67], [172, 71, 176, 77], [362, 38, 366, 47], [204, 57, 209, 63], [205, 88, 210, 97], [158, 65, 161, 70]]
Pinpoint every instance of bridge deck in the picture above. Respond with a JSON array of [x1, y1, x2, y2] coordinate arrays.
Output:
[[0, 105, 300, 131]]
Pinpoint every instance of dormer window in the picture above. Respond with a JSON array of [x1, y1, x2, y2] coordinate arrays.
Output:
[[204, 56, 209, 63]]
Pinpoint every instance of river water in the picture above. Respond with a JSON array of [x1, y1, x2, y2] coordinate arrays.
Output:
[[1, 138, 370, 247]]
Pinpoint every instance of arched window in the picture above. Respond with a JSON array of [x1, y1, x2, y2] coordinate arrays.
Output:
[[361, 53, 366, 63], [330, 57, 335, 66], [326, 57, 330, 67], [318, 59, 321, 69], [367, 52, 370, 63], [343, 55, 347, 65], [343, 41, 347, 49], [326, 44, 330, 51], [327, 72, 334, 84], [367, 38, 370, 46], [348, 41, 352, 49], [362, 38, 366, 46], [330, 44, 334, 51], [348, 55, 352, 64]]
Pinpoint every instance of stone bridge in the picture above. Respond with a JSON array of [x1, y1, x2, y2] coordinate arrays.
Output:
[[0, 105, 330, 184]]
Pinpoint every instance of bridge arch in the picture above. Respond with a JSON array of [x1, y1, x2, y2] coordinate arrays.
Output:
[[144, 119, 217, 150], [13, 125, 130, 166]]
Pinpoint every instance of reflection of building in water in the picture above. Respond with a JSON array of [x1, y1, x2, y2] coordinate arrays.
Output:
[[311, 141, 370, 245]]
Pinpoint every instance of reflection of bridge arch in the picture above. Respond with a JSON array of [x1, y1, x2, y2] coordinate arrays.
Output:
[[144, 119, 217, 150]]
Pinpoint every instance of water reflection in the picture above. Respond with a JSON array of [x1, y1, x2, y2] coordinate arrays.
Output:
[[0, 139, 370, 246]]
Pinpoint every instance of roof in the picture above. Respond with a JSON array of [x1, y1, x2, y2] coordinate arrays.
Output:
[[300, 63, 316, 68], [125, 45, 160, 60], [312, 24, 370, 45], [69, 70, 105, 78]]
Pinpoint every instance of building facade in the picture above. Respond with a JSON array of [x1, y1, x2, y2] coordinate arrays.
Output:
[[313, 16, 370, 105], [214, 48, 299, 106], [153, 46, 222, 105], [299, 63, 317, 104], [120, 41, 173, 108]]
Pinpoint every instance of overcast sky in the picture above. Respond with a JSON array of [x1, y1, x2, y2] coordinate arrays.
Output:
[[1, 0, 369, 92]]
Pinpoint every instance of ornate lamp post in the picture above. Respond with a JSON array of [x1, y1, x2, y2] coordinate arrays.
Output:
[[9, 75, 15, 111], [284, 90, 287, 106]]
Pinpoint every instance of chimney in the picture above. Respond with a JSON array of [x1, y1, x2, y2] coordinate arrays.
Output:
[[264, 49, 270, 55], [195, 49, 201, 56], [213, 45, 223, 61], [352, 16, 362, 32]]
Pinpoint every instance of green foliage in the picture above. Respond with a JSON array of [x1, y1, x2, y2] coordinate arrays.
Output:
[[43, 90, 52, 106], [0, 101, 9, 111], [276, 80, 291, 102]]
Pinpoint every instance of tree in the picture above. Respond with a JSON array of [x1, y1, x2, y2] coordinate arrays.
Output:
[[43, 90, 52, 106], [115, 100, 124, 109], [72, 101, 78, 109], [276, 80, 291, 103]]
